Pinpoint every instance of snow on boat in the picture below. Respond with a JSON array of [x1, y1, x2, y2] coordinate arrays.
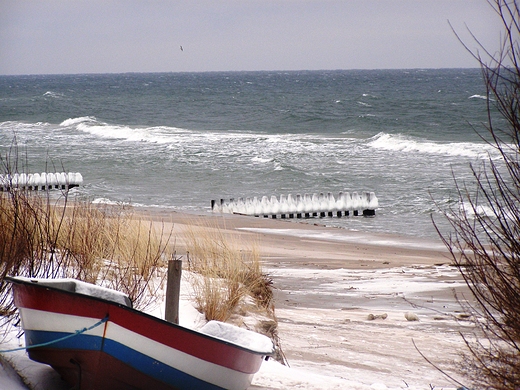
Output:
[[6, 276, 274, 390]]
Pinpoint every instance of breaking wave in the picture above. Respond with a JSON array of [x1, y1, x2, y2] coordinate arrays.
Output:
[[43, 91, 64, 99], [60, 116, 193, 144], [468, 94, 488, 100], [368, 132, 492, 158]]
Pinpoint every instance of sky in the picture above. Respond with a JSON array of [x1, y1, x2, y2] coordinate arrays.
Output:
[[0, 0, 503, 75]]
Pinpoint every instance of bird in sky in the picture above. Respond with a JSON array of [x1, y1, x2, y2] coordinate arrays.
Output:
[[180, 46, 183, 52]]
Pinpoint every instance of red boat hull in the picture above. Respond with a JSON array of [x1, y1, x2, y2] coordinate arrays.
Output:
[[8, 277, 272, 390]]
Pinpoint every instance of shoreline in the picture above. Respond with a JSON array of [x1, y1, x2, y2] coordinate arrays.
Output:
[[137, 207, 453, 270]]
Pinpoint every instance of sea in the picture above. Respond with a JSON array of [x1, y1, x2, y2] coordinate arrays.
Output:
[[0, 69, 497, 240]]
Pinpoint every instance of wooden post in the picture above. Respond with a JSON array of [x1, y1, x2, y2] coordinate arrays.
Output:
[[165, 258, 182, 324]]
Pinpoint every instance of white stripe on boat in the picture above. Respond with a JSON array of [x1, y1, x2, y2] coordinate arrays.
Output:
[[19, 308, 255, 390]]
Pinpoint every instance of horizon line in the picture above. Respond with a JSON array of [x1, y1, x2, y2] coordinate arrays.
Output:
[[0, 66, 483, 78]]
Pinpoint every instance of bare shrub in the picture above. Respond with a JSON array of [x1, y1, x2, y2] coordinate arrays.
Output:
[[437, 1, 520, 388]]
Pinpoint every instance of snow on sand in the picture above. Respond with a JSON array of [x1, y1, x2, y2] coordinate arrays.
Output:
[[1, 212, 470, 389]]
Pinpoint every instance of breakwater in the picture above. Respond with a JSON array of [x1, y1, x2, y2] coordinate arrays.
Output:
[[212, 191, 378, 218], [0, 172, 83, 191]]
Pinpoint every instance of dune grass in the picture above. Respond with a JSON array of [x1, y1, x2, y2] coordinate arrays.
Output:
[[183, 219, 273, 323], [182, 219, 287, 364], [0, 188, 173, 323]]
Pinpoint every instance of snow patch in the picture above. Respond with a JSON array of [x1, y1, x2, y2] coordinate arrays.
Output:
[[200, 320, 274, 354], [10, 277, 131, 307]]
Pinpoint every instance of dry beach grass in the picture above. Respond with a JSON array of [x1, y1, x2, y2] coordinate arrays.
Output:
[[0, 191, 173, 318], [182, 219, 273, 322]]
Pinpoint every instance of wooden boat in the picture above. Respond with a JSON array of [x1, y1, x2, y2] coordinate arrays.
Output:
[[6, 276, 273, 390]]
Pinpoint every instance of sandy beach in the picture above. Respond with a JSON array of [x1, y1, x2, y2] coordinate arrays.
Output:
[[141, 209, 473, 389]]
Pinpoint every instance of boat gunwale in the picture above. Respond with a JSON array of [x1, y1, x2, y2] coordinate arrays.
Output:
[[5, 276, 274, 356]]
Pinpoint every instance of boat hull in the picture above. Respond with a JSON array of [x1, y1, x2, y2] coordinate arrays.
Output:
[[9, 278, 270, 390]]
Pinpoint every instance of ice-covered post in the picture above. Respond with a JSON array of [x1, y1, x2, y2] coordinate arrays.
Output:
[[165, 258, 182, 324], [362, 192, 378, 216]]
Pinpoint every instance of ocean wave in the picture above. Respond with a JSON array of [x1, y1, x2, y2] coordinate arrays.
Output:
[[368, 132, 492, 158], [0, 121, 53, 135], [251, 156, 273, 164], [92, 197, 141, 207], [63, 117, 324, 158], [60, 116, 194, 144], [273, 162, 284, 171], [92, 197, 183, 210], [43, 91, 64, 99], [458, 201, 497, 219], [60, 116, 97, 127], [468, 94, 488, 100]]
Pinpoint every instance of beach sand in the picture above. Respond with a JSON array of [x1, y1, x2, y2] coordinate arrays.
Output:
[[141, 209, 473, 389]]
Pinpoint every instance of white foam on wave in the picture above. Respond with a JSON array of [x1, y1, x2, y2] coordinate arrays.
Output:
[[61, 116, 194, 144], [368, 132, 492, 158], [60, 116, 97, 127], [77, 122, 138, 140], [43, 91, 64, 99], [91, 198, 182, 211], [8, 118, 308, 170], [0, 120, 50, 131], [469, 94, 488, 100], [91, 197, 149, 208], [57, 118, 333, 161], [273, 162, 284, 171], [457, 200, 518, 221], [92, 197, 126, 205], [458, 201, 497, 219], [251, 156, 273, 164], [61, 117, 293, 151]]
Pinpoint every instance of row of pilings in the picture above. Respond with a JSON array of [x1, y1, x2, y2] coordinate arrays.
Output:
[[211, 191, 378, 219], [0, 172, 83, 191]]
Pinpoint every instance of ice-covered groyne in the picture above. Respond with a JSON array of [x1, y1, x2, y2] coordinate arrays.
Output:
[[0, 172, 83, 192], [211, 191, 378, 218]]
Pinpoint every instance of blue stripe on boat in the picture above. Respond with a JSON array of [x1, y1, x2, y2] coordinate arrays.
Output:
[[25, 330, 224, 390], [102, 338, 223, 389], [25, 330, 103, 350]]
